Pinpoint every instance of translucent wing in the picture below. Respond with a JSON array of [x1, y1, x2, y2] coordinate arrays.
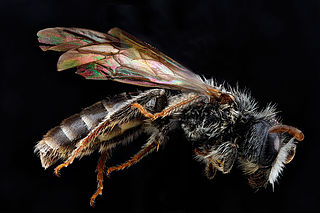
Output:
[[37, 27, 226, 98]]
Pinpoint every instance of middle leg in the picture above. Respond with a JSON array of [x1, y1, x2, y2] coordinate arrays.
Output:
[[106, 133, 163, 176]]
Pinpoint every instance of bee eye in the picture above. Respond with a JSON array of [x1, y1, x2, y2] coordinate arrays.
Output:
[[272, 133, 280, 151], [259, 133, 280, 167]]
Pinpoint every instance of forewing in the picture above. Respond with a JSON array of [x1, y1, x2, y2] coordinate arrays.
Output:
[[37, 27, 116, 51], [37, 27, 220, 97]]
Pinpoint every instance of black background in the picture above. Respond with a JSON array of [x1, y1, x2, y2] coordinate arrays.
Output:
[[1, 0, 319, 212]]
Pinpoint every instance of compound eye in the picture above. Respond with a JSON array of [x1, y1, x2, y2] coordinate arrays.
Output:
[[259, 133, 280, 167], [270, 133, 280, 152]]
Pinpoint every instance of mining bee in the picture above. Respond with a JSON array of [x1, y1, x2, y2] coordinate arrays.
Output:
[[35, 27, 304, 206]]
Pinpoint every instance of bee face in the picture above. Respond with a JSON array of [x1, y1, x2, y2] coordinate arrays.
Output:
[[241, 121, 280, 167], [239, 120, 300, 188]]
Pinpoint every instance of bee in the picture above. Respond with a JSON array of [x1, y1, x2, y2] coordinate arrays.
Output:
[[35, 27, 304, 206]]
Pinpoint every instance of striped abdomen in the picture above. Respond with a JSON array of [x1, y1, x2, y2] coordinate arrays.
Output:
[[35, 95, 133, 169], [35, 89, 167, 169]]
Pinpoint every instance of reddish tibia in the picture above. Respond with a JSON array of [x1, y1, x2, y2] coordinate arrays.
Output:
[[106, 141, 157, 176], [90, 151, 109, 207]]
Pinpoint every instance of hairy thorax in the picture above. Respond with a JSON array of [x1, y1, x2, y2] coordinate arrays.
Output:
[[180, 100, 239, 144]]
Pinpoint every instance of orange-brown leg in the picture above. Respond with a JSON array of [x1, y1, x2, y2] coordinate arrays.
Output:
[[131, 103, 156, 119], [106, 137, 160, 176], [90, 151, 109, 207], [131, 95, 201, 120], [54, 119, 112, 176]]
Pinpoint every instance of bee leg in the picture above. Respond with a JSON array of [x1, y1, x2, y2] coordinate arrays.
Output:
[[205, 162, 217, 179], [132, 94, 201, 120], [54, 119, 113, 176], [106, 134, 161, 176], [131, 102, 156, 119], [90, 150, 110, 207]]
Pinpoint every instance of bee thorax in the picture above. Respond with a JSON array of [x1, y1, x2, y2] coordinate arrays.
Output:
[[180, 102, 237, 143]]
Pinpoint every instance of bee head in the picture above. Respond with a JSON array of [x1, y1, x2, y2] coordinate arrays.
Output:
[[239, 121, 304, 189]]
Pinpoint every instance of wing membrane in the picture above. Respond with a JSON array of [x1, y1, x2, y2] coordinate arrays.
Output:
[[37, 27, 222, 97]]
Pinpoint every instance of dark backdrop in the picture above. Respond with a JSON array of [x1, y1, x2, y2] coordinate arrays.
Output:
[[1, 0, 319, 212]]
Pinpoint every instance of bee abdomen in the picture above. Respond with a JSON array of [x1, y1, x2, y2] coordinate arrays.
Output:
[[36, 99, 114, 168], [51, 101, 110, 146]]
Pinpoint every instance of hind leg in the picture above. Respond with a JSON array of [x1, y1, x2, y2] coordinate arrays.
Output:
[[90, 150, 110, 207], [131, 94, 201, 120]]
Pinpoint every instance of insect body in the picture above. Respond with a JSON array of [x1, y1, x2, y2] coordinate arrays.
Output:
[[35, 27, 304, 206]]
